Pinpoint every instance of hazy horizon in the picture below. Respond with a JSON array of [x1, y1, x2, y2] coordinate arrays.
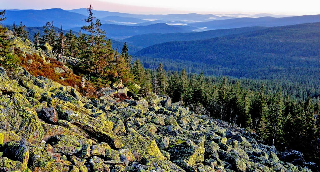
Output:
[[1, 0, 320, 16]]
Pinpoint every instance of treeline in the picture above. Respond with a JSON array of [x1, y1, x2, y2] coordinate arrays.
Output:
[[134, 62, 320, 165], [138, 62, 320, 164]]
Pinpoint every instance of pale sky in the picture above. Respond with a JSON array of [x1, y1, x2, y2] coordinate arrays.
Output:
[[1, 0, 320, 15]]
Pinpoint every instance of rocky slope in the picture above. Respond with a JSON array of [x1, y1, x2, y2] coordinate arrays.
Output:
[[0, 65, 315, 172]]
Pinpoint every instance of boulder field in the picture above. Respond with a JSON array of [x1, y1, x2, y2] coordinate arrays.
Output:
[[0, 67, 314, 171]]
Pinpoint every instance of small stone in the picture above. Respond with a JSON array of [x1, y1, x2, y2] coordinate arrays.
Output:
[[0, 67, 6, 76], [158, 137, 170, 149], [27, 59, 33, 64], [54, 67, 65, 74], [161, 97, 172, 107], [120, 149, 134, 166]]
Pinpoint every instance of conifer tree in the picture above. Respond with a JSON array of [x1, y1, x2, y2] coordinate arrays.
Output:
[[132, 59, 145, 84], [140, 69, 153, 97], [0, 10, 6, 22], [265, 93, 285, 145], [79, 5, 108, 79], [43, 21, 57, 46], [155, 63, 167, 95], [57, 26, 66, 56], [0, 12, 19, 69], [33, 32, 40, 48], [167, 71, 182, 102], [65, 30, 79, 57], [121, 42, 131, 64], [12, 22, 28, 40], [180, 69, 188, 91], [12, 22, 17, 36], [249, 85, 268, 130], [303, 98, 317, 144], [132, 60, 152, 96], [18, 22, 28, 40]]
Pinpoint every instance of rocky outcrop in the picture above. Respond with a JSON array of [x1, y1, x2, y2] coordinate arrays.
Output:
[[0, 67, 315, 171]]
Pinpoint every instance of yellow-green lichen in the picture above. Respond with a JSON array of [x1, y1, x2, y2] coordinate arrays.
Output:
[[146, 140, 165, 161], [221, 137, 227, 145], [0, 132, 4, 145], [187, 144, 205, 166]]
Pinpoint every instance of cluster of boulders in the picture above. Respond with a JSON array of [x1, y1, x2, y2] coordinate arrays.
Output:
[[0, 66, 316, 171]]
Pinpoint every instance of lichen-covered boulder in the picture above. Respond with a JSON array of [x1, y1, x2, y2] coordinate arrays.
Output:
[[89, 156, 110, 172], [90, 143, 111, 157], [2, 140, 29, 170], [37, 107, 59, 124], [47, 135, 92, 158], [0, 157, 25, 171], [168, 139, 205, 170], [119, 129, 165, 162]]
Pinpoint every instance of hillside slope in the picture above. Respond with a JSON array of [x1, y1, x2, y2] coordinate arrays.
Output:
[[124, 27, 265, 48], [100, 23, 195, 39], [135, 22, 320, 81], [0, 30, 315, 172], [0, 67, 314, 171]]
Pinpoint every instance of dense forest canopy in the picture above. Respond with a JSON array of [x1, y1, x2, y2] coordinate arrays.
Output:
[[134, 22, 320, 85]]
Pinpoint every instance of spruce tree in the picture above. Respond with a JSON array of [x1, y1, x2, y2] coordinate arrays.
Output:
[[43, 21, 57, 46], [33, 32, 40, 48], [132, 59, 145, 84], [121, 42, 131, 64], [167, 71, 182, 102], [65, 30, 78, 57], [12, 22, 28, 40], [180, 69, 188, 91], [140, 70, 153, 97], [0, 12, 19, 69], [156, 63, 167, 95], [57, 26, 66, 56], [0, 10, 6, 22], [266, 93, 285, 145]]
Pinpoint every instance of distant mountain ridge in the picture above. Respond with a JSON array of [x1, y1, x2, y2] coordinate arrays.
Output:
[[190, 15, 320, 30], [2, 8, 87, 29], [3, 8, 320, 40]]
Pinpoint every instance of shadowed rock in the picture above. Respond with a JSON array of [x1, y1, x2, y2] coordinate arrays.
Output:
[[37, 107, 59, 124]]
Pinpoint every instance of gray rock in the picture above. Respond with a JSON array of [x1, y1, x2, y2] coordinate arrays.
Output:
[[0, 67, 6, 76], [161, 97, 172, 107], [279, 150, 305, 166], [0, 167, 9, 172], [3, 140, 29, 163], [158, 137, 170, 149], [37, 107, 59, 124]]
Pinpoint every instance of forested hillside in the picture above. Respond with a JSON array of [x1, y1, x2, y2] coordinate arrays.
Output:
[[124, 27, 265, 48], [135, 22, 320, 83]]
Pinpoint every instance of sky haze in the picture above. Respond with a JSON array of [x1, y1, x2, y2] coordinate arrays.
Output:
[[1, 0, 320, 15]]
